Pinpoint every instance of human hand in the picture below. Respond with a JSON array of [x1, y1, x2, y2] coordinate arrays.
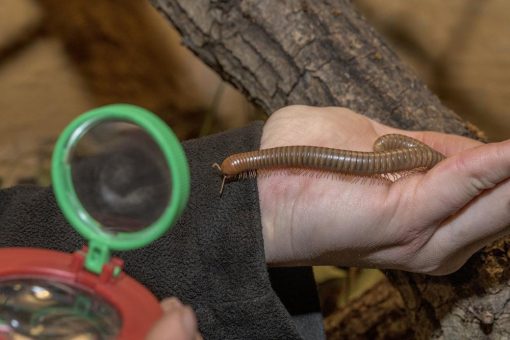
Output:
[[146, 298, 202, 340], [259, 106, 510, 275]]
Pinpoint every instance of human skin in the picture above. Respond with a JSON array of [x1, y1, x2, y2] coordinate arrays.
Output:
[[146, 105, 510, 335], [259, 105, 510, 275], [146, 298, 202, 340]]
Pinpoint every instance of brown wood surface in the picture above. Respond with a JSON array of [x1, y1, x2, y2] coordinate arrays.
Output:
[[151, 0, 509, 338], [151, 0, 486, 138], [325, 279, 413, 339], [355, 0, 510, 142]]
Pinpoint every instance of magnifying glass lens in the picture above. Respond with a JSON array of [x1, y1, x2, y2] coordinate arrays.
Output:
[[0, 278, 121, 339], [70, 121, 172, 233]]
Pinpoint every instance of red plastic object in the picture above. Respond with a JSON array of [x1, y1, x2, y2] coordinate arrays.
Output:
[[0, 247, 162, 339]]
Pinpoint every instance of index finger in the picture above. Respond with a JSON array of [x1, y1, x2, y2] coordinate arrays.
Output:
[[372, 121, 483, 156], [406, 131, 484, 157]]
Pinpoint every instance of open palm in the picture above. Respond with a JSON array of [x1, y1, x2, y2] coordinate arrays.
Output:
[[259, 106, 510, 275]]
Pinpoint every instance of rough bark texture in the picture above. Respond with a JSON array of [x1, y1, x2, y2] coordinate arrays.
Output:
[[325, 279, 413, 339], [151, 0, 485, 138], [150, 0, 510, 339]]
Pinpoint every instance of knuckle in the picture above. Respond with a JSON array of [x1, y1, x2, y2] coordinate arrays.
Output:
[[405, 249, 466, 275], [453, 152, 496, 194]]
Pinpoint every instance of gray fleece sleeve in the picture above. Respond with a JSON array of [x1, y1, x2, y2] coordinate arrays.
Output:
[[0, 121, 323, 340]]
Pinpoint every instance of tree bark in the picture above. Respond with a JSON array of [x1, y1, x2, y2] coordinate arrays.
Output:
[[325, 279, 413, 339], [151, 0, 510, 339]]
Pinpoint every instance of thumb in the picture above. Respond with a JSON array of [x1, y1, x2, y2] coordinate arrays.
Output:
[[417, 139, 510, 220]]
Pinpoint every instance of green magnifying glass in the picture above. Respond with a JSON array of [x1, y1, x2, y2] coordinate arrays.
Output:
[[0, 104, 190, 339], [52, 104, 190, 274]]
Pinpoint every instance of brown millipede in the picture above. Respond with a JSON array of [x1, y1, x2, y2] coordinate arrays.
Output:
[[212, 134, 445, 194]]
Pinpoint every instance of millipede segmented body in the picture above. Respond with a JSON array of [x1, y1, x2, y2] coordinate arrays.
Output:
[[213, 134, 445, 193]]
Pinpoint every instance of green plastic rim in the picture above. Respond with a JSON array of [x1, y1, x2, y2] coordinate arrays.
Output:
[[52, 104, 190, 257]]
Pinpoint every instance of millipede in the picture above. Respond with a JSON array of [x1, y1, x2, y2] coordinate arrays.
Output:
[[212, 134, 445, 194]]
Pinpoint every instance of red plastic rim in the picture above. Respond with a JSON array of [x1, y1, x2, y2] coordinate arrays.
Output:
[[0, 248, 161, 339]]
